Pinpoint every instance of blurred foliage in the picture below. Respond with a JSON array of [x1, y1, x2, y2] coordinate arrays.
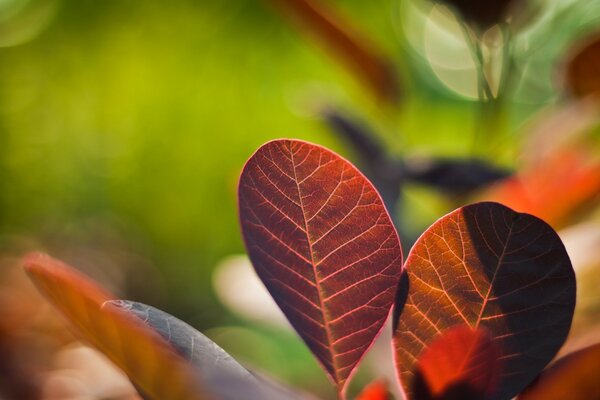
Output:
[[1, 0, 600, 398]]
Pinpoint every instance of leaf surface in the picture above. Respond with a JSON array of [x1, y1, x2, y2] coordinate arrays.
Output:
[[23, 253, 208, 400], [106, 300, 314, 400], [393, 202, 576, 400], [238, 139, 403, 395], [413, 326, 501, 400], [517, 343, 600, 400], [268, 0, 400, 104]]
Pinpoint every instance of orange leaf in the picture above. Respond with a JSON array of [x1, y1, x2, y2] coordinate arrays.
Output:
[[268, 0, 400, 104], [481, 148, 600, 228], [23, 253, 209, 400], [413, 326, 501, 400]]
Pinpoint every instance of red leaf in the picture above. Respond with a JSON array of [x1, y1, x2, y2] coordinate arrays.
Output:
[[23, 253, 208, 400], [413, 326, 501, 400], [356, 380, 391, 400], [517, 343, 600, 400], [393, 202, 576, 400], [238, 139, 403, 396], [268, 0, 401, 104]]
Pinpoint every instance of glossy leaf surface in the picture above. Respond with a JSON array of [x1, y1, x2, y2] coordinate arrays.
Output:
[[106, 300, 313, 400], [393, 202, 576, 400], [413, 326, 501, 400], [239, 139, 403, 395], [23, 253, 208, 400], [517, 343, 600, 400], [268, 0, 400, 103]]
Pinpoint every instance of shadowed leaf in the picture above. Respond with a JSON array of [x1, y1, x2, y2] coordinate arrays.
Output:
[[356, 380, 391, 400], [517, 343, 600, 400], [23, 253, 209, 400], [105, 300, 313, 400], [404, 158, 511, 196], [393, 202, 576, 400], [238, 139, 403, 396], [268, 0, 400, 104], [412, 326, 501, 400]]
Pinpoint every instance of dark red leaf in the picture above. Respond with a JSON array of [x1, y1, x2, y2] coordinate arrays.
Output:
[[393, 202, 576, 400], [413, 326, 501, 400], [268, 0, 401, 104], [517, 343, 600, 400], [238, 139, 403, 396], [23, 253, 209, 400], [356, 380, 391, 400]]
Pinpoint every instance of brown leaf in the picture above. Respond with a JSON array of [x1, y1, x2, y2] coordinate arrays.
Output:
[[268, 0, 400, 104]]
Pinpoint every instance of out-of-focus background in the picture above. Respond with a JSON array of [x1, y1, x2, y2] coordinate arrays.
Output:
[[1, 0, 600, 399]]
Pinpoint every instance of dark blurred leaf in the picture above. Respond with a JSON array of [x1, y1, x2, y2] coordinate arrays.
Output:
[[404, 157, 511, 196], [23, 253, 209, 400], [322, 109, 404, 213], [566, 33, 600, 98], [106, 300, 313, 400], [356, 380, 392, 400], [268, 0, 401, 104], [412, 326, 500, 400], [434, 0, 518, 30], [238, 139, 403, 396], [517, 343, 600, 400], [393, 202, 576, 400]]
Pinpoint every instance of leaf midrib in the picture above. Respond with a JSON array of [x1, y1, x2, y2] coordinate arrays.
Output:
[[288, 142, 340, 388]]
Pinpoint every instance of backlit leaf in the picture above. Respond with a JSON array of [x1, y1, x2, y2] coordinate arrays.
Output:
[[517, 343, 600, 400], [413, 326, 501, 400], [268, 0, 400, 104], [23, 253, 209, 400], [238, 139, 403, 396], [105, 300, 314, 400], [393, 202, 576, 400]]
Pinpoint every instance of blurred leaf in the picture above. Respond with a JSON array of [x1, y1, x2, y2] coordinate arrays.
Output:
[[566, 33, 600, 98], [238, 139, 403, 397], [412, 326, 500, 400], [481, 147, 600, 228], [106, 300, 313, 400], [356, 380, 391, 400], [322, 109, 403, 214], [23, 253, 209, 400], [393, 202, 576, 400], [517, 343, 600, 400], [268, 0, 401, 104], [433, 0, 519, 30], [404, 158, 511, 196]]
